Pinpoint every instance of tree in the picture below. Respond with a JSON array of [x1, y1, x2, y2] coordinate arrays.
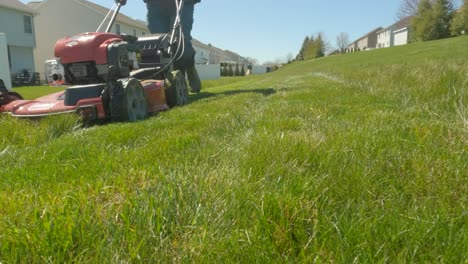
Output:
[[304, 34, 325, 59], [296, 36, 310, 61], [227, 64, 233, 77], [397, 0, 420, 20], [314, 33, 325, 58], [245, 57, 259, 66], [432, 0, 454, 39], [234, 64, 240, 76], [336, 32, 350, 53], [411, 0, 454, 41], [451, 0, 468, 36], [296, 33, 327, 61], [411, 0, 436, 41], [240, 65, 245, 76], [221, 64, 227, 76]]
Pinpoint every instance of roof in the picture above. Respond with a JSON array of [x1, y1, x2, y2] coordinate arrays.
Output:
[[378, 16, 412, 33], [26, 1, 41, 9], [356, 27, 383, 41], [192, 38, 244, 61], [0, 0, 36, 14], [392, 16, 412, 30], [192, 38, 213, 50], [27, 0, 147, 30]]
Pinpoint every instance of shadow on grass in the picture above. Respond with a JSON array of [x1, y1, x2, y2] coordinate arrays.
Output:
[[188, 87, 276, 103]]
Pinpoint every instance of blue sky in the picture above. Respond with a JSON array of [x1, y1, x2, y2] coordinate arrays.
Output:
[[21, 0, 461, 64]]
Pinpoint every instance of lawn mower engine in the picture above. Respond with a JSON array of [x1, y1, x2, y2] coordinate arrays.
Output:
[[54, 32, 133, 85]]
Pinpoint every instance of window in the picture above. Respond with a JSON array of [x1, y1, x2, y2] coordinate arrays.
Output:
[[141, 31, 146, 36], [24, 15, 32, 34], [115, 24, 121, 34], [133, 29, 137, 36]]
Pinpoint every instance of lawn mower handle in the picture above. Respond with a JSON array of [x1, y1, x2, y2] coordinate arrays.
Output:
[[105, 0, 126, 32]]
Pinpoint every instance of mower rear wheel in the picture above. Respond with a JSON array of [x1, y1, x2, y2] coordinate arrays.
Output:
[[165, 70, 188, 107], [8, 92, 23, 100], [0, 91, 23, 105], [110, 78, 148, 122]]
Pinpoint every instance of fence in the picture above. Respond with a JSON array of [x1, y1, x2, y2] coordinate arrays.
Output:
[[195, 64, 220, 80]]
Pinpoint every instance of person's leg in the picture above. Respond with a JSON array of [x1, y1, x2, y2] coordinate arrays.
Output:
[[177, 2, 201, 93], [147, 1, 201, 93], [146, 2, 172, 33]]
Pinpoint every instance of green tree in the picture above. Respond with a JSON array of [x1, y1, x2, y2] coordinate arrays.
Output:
[[411, 0, 436, 41], [240, 65, 245, 76], [303, 34, 325, 60], [314, 33, 325, 58], [227, 64, 233, 77], [451, 0, 468, 36], [296, 36, 310, 61], [411, 0, 454, 41], [234, 64, 240, 76], [303, 36, 314, 60], [432, 0, 454, 39]]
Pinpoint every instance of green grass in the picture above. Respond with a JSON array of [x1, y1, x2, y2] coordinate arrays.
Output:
[[12, 85, 65, 99], [0, 36, 467, 263]]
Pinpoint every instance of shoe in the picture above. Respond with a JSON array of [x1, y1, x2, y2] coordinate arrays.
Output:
[[186, 64, 201, 93]]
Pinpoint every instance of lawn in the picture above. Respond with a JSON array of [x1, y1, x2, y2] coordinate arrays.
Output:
[[0, 36, 466, 262], [12, 85, 65, 99]]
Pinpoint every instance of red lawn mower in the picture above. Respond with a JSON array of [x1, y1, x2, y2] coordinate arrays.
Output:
[[0, 0, 189, 122]]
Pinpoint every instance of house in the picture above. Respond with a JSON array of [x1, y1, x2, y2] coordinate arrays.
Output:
[[223, 50, 249, 65], [377, 27, 392, 48], [192, 39, 251, 67], [393, 17, 412, 46], [27, 0, 150, 81], [355, 27, 382, 51], [192, 39, 212, 64], [0, 0, 37, 83], [377, 17, 412, 48], [346, 42, 357, 53], [0, 33, 12, 90]]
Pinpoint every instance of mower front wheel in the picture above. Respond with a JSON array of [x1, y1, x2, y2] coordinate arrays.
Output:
[[110, 78, 148, 122], [165, 70, 188, 107]]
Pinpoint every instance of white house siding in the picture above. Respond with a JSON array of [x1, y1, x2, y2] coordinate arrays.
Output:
[[0, 33, 12, 90], [110, 22, 144, 37], [377, 29, 392, 48], [394, 28, 409, 46], [346, 42, 357, 53], [194, 46, 210, 64], [0, 6, 36, 76], [9, 45, 35, 74], [0, 7, 35, 48], [30, 0, 149, 80], [357, 38, 368, 51]]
